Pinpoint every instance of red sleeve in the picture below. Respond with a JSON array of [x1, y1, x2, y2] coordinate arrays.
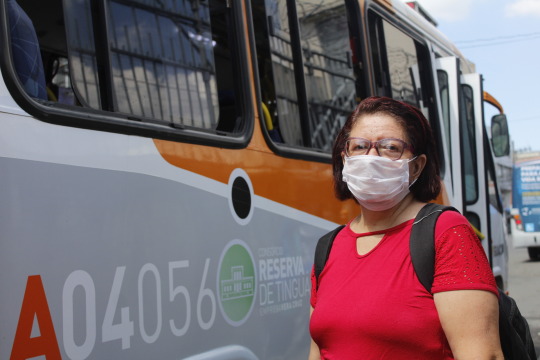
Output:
[[431, 211, 498, 297], [310, 265, 317, 307]]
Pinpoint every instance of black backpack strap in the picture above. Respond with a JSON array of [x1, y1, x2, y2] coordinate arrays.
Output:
[[410, 203, 458, 293], [314, 225, 345, 290]]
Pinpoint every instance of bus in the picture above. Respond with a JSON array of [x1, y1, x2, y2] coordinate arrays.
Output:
[[0, 0, 511, 358], [510, 155, 540, 261]]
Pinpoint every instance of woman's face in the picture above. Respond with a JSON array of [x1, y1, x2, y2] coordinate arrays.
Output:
[[348, 113, 414, 160]]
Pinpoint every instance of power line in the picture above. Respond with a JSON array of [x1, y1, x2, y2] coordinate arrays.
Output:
[[455, 31, 540, 49], [455, 31, 540, 44], [460, 35, 540, 48], [511, 116, 540, 123]]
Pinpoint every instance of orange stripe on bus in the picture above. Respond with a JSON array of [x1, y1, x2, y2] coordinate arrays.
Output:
[[153, 137, 358, 225], [154, 135, 450, 226]]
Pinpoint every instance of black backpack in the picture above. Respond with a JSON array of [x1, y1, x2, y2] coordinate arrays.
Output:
[[314, 203, 537, 360]]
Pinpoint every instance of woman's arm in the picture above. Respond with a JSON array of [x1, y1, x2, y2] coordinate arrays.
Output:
[[308, 306, 321, 360], [434, 290, 503, 360]]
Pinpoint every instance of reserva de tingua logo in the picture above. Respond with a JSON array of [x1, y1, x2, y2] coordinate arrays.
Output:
[[217, 240, 256, 326]]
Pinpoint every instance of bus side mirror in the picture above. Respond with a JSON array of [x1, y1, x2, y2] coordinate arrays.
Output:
[[491, 114, 510, 157]]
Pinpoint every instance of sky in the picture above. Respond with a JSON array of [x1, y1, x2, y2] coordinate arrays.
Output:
[[399, 0, 540, 152]]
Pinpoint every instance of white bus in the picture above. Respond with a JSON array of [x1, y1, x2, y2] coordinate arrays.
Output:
[[0, 0, 511, 358]]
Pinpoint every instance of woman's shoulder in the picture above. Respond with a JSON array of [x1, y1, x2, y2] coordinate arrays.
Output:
[[434, 209, 472, 238], [437, 209, 469, 225]]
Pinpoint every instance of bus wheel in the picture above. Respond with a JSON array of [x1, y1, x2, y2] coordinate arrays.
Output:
[[527, 247, 540, 261]]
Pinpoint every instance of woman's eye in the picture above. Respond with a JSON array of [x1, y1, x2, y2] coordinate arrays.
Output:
[[381, 143, 401, 153], [356, 144, 369, 150]]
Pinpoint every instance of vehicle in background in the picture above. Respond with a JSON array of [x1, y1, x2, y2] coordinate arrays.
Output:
[[510, 156, 540, 261]]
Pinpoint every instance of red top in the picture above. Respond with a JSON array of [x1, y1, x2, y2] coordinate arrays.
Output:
[[310, 211, 498, 360]]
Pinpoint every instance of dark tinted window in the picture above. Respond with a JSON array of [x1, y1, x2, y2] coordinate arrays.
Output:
[[437, 70, 452, 185], [253, 0, 357, 152], [8, 0, 247, 138], [461, 84, 478, 204], [367, 11, 444, 176], [368, 12, 434, 121]]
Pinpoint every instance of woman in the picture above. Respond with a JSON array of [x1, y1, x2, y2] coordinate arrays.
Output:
[[308, 97, 503, 359]]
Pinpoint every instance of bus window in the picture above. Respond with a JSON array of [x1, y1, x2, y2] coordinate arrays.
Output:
[[484, 100, 512, 210], [437, 70, 452, 181], [383, 20, 417, 104], [296, 1, 356, 151], [486, 147, 503, 212], [367, 12, 434, 121], [491, 114, 510, 157], [254, 1, 301, 146], [5, 0, 247, 138], [461, 84, 479, 204], [253, 0, 356, 152], [6, 0, 47, 100], [367, 10, 447, 178], [64, 0, 238, 132]]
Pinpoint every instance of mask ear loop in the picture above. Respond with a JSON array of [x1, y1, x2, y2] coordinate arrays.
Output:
[[406, 156, 418, 163], [407, 156, 420, 189]]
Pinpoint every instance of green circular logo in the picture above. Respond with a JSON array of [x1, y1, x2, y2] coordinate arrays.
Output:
[[217, 240, 256, 326]]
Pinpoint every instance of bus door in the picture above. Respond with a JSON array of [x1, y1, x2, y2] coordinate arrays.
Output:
[[484, 130, 509, 289], [460, 73, 490, 256], [435, 59, 508, 288], [461, 73, 508, 288], [435, 57, 463, 212]]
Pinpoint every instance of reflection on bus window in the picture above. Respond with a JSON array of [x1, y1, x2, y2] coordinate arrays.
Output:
[[461, 85, 478, 204], [259, 0, 301, 146], [253, 0, 356, 152], [62, 0, 99, 108], [366, 11, 449, 178], [7, 0, 47, 100], [8, 0, 244, 136], [383, 20, 417, 104], [491, 115, 510, 157], [9, 0, 242, 135], [437, 70, 452, 185], [65, 0, 219, 129], [296, 0, 356, 151], [487, 152, 503, 211], [368, 12, 433, 121], [51, 57, 76, 105]]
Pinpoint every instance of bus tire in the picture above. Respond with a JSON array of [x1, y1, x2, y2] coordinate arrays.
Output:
[[527, 247, 540, 261]]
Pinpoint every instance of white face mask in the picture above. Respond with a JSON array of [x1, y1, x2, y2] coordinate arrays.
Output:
[[342, 155, 417, 211]]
